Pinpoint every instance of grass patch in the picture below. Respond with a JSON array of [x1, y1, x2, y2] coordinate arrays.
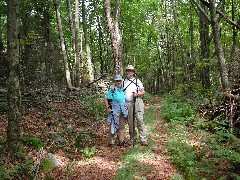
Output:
[[115, 103, 161, 179], [115, 149, 154, 180]]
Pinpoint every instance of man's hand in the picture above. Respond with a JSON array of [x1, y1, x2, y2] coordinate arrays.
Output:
[[132, 92, 139, 97]]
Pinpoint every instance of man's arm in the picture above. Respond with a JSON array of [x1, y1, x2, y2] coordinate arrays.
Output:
[[133, 88, 145, 97]]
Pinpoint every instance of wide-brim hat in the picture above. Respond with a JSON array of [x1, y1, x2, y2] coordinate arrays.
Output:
[[125, 65, 135, 71], [114, 75, 123, 81]]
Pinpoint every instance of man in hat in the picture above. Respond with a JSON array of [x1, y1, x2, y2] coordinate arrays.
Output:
[[123, 65, 148, 146], [104, 75, 128, 147]]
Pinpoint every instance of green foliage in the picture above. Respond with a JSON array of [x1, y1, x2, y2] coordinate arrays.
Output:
[[79, 146, 96, 158], [80, 94, 105, 121], [167, 136, 200, 179], [75, 133, 95, 150], [142, 92, 153, 102], [115, 150, 152, 180], [0, 156, 33, 179], [0, 164, 14, 180], [163, 93, 240, 179], [172, 83, 222, 109], [198, 131, 240, 177], [194, 119, 230, 133], [67, 124, 73, 134], [41, 157, 54, 172], [115, 106, 159, 180], [27, 137, 44, 150], [161, 98, 197, 124], [170, 173, 184, 180], [144, 106, 158, 133], [43, 109, 52, 119]]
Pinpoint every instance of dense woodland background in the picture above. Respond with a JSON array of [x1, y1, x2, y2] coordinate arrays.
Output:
[[1, 0, 239, 91], [0, 0, 239, 179]]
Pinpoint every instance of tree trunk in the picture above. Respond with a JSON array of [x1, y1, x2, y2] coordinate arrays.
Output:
[[6, 0, 22, 153], [230, 0, 237, 61], [171, 0, 188, 85], [54, 0, 73, 90], [43, 2, 51, 85], [199, 3, 211, 88], [0, 14, 3, 52], [21, 11, 31, 88], [189, 1, 196, 83], [67, 0, 75, 54], [97, 15, 104, 75], [189, 1, 194, 60], [82, 0, 94, 82], [105, 0, 122, 75], [75, 0, 81, 87], [156, 39, 164, 94], [67, 0, 76, 84], [209, 0, 229, 90]]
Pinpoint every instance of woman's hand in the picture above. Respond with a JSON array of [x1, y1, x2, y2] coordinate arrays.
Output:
[[110, 85, 115, 91], [107, 107, 113, 113]]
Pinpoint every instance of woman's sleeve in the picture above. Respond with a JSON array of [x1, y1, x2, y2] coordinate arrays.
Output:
[[105, 90, 112, 99]]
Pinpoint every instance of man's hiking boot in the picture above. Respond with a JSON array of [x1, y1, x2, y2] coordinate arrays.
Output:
[[141, 141, 148, 146], [118, 141, 129, 147]]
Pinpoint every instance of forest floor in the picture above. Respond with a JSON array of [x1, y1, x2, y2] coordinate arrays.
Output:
[[0, 95, 177, 179]]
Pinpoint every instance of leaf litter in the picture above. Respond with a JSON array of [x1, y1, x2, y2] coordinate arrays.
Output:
[[0, 95, 177, 179]]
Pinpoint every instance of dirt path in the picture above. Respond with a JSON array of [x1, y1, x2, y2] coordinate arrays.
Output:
[[0, 97, 177, 179]]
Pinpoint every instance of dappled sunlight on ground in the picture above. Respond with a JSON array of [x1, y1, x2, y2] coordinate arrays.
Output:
[[1, 95, 178, 179]]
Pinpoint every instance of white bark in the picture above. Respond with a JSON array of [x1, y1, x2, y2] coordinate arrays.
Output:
[[54, 0, 73, 89]]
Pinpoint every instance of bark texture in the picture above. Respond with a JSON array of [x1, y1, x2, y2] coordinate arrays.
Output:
[[7, 0, 22, 152]]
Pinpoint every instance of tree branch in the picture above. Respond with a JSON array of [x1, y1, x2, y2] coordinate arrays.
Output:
[[198, 0, 240, 29], [191, 0, 211, 23]]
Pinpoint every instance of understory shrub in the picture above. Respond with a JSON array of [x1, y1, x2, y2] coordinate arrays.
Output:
[[162, 93, 240, 179], [161, 94, 198, 124], [26, 137, 44, 150], [80, 94, 105, 121]]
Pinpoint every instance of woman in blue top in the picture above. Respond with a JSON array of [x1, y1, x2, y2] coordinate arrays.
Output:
[[104, 75, 128, 147]]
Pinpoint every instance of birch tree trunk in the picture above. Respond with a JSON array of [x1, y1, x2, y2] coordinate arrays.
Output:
[[105, 0, 122, 75], [6, 0, 22, 152], [82, 0, 94, 82], [68, 0, 75, 54], [54, 0, 73, 90], [67, 0, 76, 84], [209, 0, 229, 90]]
